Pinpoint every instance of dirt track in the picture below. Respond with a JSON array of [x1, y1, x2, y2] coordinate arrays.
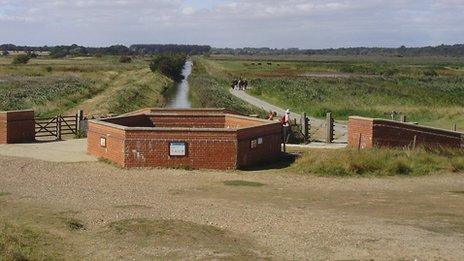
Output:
[[1, 155, 464, 260], [230, 89, 348, 142]]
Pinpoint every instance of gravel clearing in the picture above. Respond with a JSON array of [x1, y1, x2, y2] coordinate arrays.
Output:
[[1, 155, 464, 260]]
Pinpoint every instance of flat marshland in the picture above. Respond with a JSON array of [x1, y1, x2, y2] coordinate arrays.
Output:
[[194, 55, 464, 129], [0, 55, 172, 117]]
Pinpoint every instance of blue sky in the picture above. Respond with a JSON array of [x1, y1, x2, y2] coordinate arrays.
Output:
[[0, 0, 463, 48]]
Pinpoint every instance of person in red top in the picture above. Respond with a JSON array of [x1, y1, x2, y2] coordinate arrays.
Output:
[[281, 109, 291, 144]]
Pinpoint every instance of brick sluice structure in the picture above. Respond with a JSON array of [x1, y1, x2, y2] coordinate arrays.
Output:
[[87, 108, 282, 170]]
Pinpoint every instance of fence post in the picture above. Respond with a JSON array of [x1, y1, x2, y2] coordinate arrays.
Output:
[[326, 112, 334, 143], [400, 115, 407, 122], [57, 115, 62, 140], [301, 113, 309, 142], [357, 133, 362, 151], [77, 110, 83, 132], [453, 123, 457, 132]]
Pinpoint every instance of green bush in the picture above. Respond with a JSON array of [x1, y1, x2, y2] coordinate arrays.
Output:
[[150, 53, 186, 81], [12, 54, 31, 64], [119, 56, 132, 63]]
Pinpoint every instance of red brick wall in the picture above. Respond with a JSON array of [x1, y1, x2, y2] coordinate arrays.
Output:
[[148, 114, 225, 128], [0, 110, 35, 144], [123, 129, 238, 169], [347, 117, 374, 149], [87, 121, 126, 166], [236, 123, 282, 167], [348, 116, 464, 149], [104, 115, 154, 127]]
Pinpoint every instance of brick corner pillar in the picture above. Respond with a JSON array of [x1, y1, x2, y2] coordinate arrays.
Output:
[[347, 116, 374, 149], [0, 109, 35, 144]]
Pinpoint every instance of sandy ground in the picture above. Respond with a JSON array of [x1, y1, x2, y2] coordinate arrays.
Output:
[[1, 153, 464, 260], [0, 139, 96, 163]]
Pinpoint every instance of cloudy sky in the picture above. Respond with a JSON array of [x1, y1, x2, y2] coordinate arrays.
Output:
[[0, 0, 463, 48]]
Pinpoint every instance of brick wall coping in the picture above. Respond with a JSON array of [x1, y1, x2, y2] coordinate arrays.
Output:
[[349, 116, 463, 135], [0, 109, 35, 122], [0, 109, 34, 114], [146, 112, 273, 124], [120, 108, 232, 117], [90, 113, 278, 132], [89, 115, 278, 132]]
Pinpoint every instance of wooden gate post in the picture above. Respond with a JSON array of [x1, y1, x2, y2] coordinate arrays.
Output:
[[326, 112, 334, 143], [301, 113, 309, 142], [400, 115, 407, 122], [76, 110, 83, 132], [453, 123, 457, 132], [57, 116, 62, 140]]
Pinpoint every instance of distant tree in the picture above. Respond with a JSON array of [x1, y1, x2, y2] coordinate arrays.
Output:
[[12, 54, 31, 64], [107, 45, 130, 55], [69, 45, 87, 56], [149, 53, 187, 81], [119, 56, 132, 63]]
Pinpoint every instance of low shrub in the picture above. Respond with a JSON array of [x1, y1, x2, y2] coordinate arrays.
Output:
[[291, 148, 464, 177], [12, 54, 31, 64], [119, 56, 132, 63]]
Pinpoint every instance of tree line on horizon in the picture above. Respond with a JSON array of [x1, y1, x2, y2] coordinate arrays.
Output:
[[212, 44, 464, 57], [2, 43, 464, 57], [0, 44, 211, 58]]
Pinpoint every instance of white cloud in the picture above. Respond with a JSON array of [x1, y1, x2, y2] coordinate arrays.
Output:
[[0, 0, 463, 48]]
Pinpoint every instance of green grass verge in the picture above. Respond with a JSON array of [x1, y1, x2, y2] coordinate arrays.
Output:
[[291, 148, 464, 177]]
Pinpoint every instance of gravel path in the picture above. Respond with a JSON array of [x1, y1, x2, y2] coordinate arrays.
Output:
[[230, 89, 348, 142], [1, 156, 463, 260], [0, 139, 96, 163]]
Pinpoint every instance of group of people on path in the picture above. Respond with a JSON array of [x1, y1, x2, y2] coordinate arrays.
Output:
[[231, 78, 248, 90]]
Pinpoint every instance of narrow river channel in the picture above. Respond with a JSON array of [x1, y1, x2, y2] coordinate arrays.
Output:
[[165, 61, 193, 108]]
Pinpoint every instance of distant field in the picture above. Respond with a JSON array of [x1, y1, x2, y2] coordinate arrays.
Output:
[[0, 56, 172, 117], [200, 56, 464, 129], [189, 57, 264, 116]]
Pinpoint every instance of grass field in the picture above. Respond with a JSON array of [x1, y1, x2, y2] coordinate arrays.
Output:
[[200, 55, 464, 129], [189, 57, 264, 116], [0, 55, 172, 117]]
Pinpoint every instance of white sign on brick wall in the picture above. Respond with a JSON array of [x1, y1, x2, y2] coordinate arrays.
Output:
[[100, 137, 106, 148], [170, 142, 187, 156]]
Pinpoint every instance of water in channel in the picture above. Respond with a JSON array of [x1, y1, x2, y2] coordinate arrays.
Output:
[[165, 61, 193, 108]]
